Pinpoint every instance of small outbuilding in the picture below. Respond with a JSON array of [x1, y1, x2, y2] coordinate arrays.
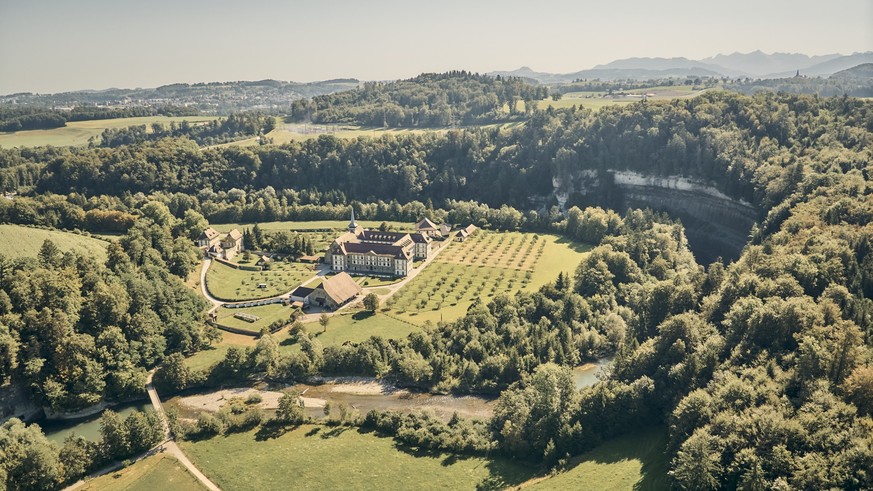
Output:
[[290, 286, 315, 305], [455, 224, 478, 242]]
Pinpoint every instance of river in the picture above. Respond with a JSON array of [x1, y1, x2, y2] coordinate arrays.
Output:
[[37, 401, 151, 444], [171, 361, 613, 423], [33, 360, 612, 441], [572, 357, 613, 389]]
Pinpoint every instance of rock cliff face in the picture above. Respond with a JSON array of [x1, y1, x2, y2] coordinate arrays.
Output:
[[562, 170, 758, 264]]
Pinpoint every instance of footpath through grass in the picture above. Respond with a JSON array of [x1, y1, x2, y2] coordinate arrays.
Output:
[[180, 424, 535, 491], [527, 426, 669, 490], [0, 224, 109, 261], [80, 453, 205, 491]]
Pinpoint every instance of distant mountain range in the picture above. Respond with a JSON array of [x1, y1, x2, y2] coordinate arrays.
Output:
[[489, 51, 873, 83]]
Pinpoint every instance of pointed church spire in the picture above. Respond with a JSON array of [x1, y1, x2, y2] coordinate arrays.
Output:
[[348, 206, 357, 233]]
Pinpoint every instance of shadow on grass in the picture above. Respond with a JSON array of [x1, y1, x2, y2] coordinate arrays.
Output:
[[279, 336, 298, 347], [544, 426, 669, 491], [305, 427, 321, 437], [254, 421, 301, 441], [352, 311, 375, 321], [319, 426, 350, 439], [374, 432, 537, 491], [553, 236, 593, 253]]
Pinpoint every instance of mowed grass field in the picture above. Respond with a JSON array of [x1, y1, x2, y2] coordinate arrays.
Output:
[[386, 231, 589, 324], [298, 311, 420, 347], [527, 427, 669, 490], [0, 224, 109, 261], [80, 453, 204, 491], [180, 424, 536, 491], [212, 123, 447, 148], [205, 258, 315, 301], [184, 311, 418, 370], [536, 85, 707, 112], [0, 116, 220, 148], [214, 303, 295, 334]]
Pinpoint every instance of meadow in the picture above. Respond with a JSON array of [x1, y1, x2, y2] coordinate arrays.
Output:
[[297, 311, 420, 347], [0, 116, 219, 148], [385, 231, 589, 324], [79, 453, 204, 491], [179, 424, 535, 491], [214, 303, 296, 335], [205, 257, 316, 301], [0, 224, 109, 261], [211, 122, 446, 148], [535, 85, 707, 111], [527, 427, 669, 490]]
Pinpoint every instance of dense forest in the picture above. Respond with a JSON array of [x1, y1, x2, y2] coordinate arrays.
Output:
[[287, 71, 550, 127], [727, 75, 873, 97], [1, 84, 872, 489]]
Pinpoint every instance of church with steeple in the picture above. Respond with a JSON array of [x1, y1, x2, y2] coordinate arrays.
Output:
[[323, 207, 432, 277]]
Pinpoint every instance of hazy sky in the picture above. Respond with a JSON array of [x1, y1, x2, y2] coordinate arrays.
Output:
[[1, 0, 871, 94]]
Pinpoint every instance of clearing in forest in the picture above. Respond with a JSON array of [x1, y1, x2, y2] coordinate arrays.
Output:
[[0, 224, 109, 261], [526, 427, 669, 490]]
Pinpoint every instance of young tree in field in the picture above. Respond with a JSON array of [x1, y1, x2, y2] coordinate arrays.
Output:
[[319, 313, 330, 332], [363, 293, 379, 312], [254, 333, 280, 377]]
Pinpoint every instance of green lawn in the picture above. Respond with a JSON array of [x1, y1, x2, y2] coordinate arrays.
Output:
[[180, 424, 536, 491], [528, 427, 669, 490], [80, 453, 205, 491], [354, 275, 402, 288], [205, 259, 314, 301], [0, 116, 219, 148], [536, 86, 706, 112], [213, 123, 447, 148], [185, 344, 234, 372], [0, 224, 109, 261], [291, 311, 420, 349], [214, 303, 296, 334], [386, 232, 589, 324]]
